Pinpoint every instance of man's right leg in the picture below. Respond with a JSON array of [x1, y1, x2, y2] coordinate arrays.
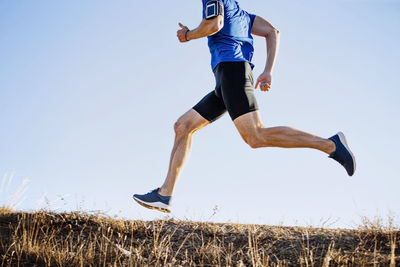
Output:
[[133, 90, 227, 212], [157, 90, 227, 197], [133, 109, 209, 212], [158, 109, 209, 196]]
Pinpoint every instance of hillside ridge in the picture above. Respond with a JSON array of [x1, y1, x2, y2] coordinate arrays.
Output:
[[0, 208, 398, 266]]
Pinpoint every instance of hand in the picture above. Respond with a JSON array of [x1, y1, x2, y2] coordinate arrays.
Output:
[[177, 23, 189, 43], [255, 71, 272, 92]]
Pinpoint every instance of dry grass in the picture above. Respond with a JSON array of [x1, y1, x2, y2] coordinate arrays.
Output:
[[0, 207, 398, 266]]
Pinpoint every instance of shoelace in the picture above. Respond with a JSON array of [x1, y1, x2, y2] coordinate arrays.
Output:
[[145, 188, 158, 195]]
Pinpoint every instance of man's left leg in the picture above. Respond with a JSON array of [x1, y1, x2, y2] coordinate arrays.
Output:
[[234, 111, 335, 153], [216, 61, 355, 175], [233, 111, 356, 175]]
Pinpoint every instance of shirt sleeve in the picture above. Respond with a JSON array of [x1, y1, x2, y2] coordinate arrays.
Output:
[[202, 0, 224, 19], [248, 13, 256, 29]]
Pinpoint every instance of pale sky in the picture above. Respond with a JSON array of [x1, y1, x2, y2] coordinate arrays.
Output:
[[0, 0, 399, 228]]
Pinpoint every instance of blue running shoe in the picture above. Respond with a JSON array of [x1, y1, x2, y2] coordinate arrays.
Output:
[[133, 188, 171, 213], [328, 132, 356, 176]]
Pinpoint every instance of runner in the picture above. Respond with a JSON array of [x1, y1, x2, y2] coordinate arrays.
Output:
[[133, 0, 356, 213]]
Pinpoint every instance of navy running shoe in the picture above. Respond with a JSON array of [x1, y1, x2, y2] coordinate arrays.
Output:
[[133, 188, 171, 213], [328, 132, 356, 176]]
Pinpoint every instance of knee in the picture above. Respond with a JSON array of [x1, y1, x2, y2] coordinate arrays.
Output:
[[247, 137, 263, 149], [174, 119, 193, 137], [242, 132, 264, 149]]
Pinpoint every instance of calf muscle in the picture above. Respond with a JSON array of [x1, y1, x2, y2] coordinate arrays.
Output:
[[234, 111, 335, 154], [159, 109, 209, 196]]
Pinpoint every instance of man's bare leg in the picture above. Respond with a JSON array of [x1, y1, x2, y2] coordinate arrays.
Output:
[[233, 111, 336, 153], [158, 109, 209, 196]]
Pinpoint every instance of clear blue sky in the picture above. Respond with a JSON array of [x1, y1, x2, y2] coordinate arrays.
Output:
[[1, 0, 399, 228]]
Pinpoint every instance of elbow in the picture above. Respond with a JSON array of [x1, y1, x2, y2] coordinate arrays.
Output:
[[217, 17, 224, 31], [209, 24, 219, 33], [211, 19, 224, 33], [208, 24, 221, 35], [203, 15, 224, 36], [211, 24, 222, 33], [272, 28, 280, 37], [265, 28, 279, 38]]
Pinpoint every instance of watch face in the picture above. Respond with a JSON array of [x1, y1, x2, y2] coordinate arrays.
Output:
[[206, 3, 217, 18]]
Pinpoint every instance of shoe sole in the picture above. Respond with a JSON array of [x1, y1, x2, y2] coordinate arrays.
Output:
[[133, 197, 171, 213], [337, 132, 356, 175]]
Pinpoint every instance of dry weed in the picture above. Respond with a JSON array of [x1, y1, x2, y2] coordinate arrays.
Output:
[[0, 208, 398, 266]]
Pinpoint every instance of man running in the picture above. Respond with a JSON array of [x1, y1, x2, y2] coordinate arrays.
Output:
[[133, 0, 356, 213]]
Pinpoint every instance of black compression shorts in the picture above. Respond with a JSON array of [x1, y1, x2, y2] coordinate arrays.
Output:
[[193, 61, 258, 122]]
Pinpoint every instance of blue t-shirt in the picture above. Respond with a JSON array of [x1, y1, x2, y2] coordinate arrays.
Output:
[[202, 0, 256, 70]]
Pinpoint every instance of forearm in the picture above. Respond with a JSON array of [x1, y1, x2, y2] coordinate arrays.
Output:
[[187, 17, 223, 41], [264, 30, 279, 73]]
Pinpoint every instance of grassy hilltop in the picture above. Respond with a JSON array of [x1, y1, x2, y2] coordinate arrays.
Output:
[[0, 207, 398, 266]]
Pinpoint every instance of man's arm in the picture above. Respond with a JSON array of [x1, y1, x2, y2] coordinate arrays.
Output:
[[177, 15, 223, 43], [251, 16, 280, 91]]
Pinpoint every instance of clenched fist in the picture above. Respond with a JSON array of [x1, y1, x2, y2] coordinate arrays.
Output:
[[255, 71, 272, 92], [177, 23, 190, 43]]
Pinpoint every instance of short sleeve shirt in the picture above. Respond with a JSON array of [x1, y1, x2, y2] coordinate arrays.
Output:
[[202, 0, 256, 70]]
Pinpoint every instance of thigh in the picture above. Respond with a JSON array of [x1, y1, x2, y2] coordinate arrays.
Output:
[[192, 90, 227, 123], [218, 62, 259, 121], [177, 109, 211, 132], [233, 110, 263, 140]]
